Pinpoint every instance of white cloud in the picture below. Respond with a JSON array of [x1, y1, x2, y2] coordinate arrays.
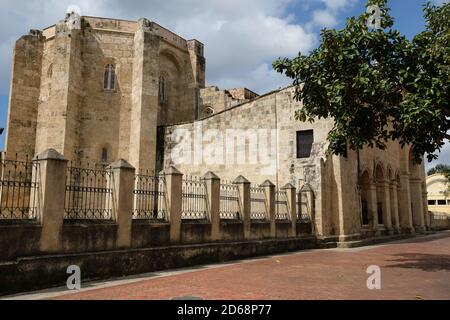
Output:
[[312, 10, 338, 27], [0, 0, 318, 96], [310, 0, 357, 28]]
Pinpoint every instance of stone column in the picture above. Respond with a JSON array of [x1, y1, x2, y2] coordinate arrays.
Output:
[[109, 160, 135, 249], [34, 149, 67, 252], [233, 175, 251, 240], [164, 166, 183, 243], [410, 178, 426, 233], [282, 183, 297, 238], [422, 185, 430, 230], [381, 181, 393, 234], [203, 171, 221, 241], [262, 180, 276, 237], [398, 174, 414, 233], [390, 181, 400, 232], [368, 183, 379, 233]]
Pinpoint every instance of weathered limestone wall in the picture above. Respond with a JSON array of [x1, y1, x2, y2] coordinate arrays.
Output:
[[199, 86, 259, 118], [4, 31, 44, 159], [163, 87, 340, 236]]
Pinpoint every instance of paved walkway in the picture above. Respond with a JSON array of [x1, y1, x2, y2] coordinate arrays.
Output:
[[5, 231, 450, 300]]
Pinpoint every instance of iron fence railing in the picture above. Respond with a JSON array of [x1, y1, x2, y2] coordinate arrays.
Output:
[[133, 173, 166, 221], [64, 164, 113, 220], [0, 156, 39, 220], [182, 176, 207, 220], [250, 185, 267, 220], [219, 181, 240, 220], [275, 190, 289, 220]]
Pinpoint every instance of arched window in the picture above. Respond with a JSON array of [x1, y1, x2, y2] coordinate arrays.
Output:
[[101, 148, 108, 163], [103, 64, 116, 90], [159, 76, 166, 104]]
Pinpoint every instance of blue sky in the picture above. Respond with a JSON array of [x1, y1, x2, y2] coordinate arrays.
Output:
[[0, 0, 447, 168]]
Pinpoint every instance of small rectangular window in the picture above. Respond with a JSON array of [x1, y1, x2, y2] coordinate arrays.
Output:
[[438, 200, 446, 205], [296, 130, 314, 158], [428, 200, 436, 205]]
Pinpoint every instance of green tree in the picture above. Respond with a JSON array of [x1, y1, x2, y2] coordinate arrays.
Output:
[[273, 0, 449, 163], [427, 163, 450, 176]]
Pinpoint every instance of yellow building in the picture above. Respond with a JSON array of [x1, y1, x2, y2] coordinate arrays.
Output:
[[426, 174, 450, 215]]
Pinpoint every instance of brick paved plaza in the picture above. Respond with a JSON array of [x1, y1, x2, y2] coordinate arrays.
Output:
[[6, 231, 450, 300]]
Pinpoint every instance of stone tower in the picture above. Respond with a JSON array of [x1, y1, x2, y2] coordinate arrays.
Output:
[[4, 12, 206, 171]]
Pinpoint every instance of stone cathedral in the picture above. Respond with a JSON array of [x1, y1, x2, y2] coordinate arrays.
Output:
[[3, 12, 429, 242]]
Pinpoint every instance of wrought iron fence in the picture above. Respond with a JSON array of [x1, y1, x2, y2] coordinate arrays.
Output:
[[297, 192, 312, 223], [133, 173, 166, 221], [219, 181, 240, 220], [64, 163, 113, 220], [0, 156, 39, 220], [250, 185, 267, 220], [182, 176, 207, 220], [275, 190, 289, 220]]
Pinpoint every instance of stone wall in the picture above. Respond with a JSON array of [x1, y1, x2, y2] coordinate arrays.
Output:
[[162, 86, 429, 239]]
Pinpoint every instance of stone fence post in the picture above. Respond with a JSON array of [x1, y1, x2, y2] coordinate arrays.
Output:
[[109, 160, 135, 249], [33, 149, 67, 252], [234, 175, 251, 240], [262, 180, 276, 237], [203, 171, 221, 241], [164, 166, 183, 244], [282, 183, 297, 237]]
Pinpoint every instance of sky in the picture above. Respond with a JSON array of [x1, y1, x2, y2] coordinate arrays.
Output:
[[0, 0, 448, 169]]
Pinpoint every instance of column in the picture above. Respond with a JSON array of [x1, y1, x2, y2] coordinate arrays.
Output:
[[382, 180, 393, 234], [368, 183, 379, 233], [410, 178, 426, 233], [164, 166, 183, 243], [390, 181, 400, 232], [233, 175, 251, 240], [109, 159, 135, 249], [203, 171, 221, 241], [398, 174, 414, 233], [261, 180, 276, 237], [33, 149, 67, 252], [282, 183, 297, 238]]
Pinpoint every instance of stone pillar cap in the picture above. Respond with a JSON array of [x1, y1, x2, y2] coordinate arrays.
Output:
[[33, 149, 66, 161], [163, 166, 183, 176], [281, 183, 296, 190], [233, 175, 250, 184], [260, 180, 275, 187], [109, 159, 134, 170], [203, 171, 220, 180]]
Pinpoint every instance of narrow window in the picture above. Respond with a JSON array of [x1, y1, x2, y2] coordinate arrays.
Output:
[[159, 77, 166, 104], [101, 148, 108, 163], [428, 200, 436, 205], [438, 200, 446, 205], [296, 130, 314, 158], [103, 64, 116, 90]]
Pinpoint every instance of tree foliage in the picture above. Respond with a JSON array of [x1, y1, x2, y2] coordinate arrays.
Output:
[[427, 163, 450, 176], [273, 0, 449, 163]]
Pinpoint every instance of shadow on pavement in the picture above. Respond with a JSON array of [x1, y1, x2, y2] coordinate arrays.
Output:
[[386, 253, 450, 272]]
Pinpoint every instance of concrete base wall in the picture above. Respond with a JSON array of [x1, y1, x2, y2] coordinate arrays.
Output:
[[0, 237, 316, 296]]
